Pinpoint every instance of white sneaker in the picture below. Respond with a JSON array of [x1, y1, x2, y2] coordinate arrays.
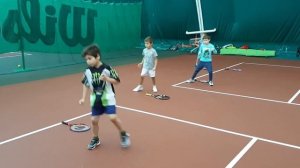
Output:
[[187, 79, 195, 83], [121, 132, 131, 148], [152, 86, 158, 92], [133, 85, 143, 92], [209, 81, 214, 86]]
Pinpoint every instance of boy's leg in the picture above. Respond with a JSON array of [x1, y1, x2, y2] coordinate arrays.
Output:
[[205, 62, 213, 82], [151, 77, 158, 92], [151, 77, 156, 85], [106, 106, 130, 148], [149, 70, 158, 92], [133, 69, 147, 91], [139, 76, 145, 85], [88, 97, 103, 150], [88, 116, 101, 150], [133, 76, 145, 91], [109, 114, 123, 132], [191, 62, 204, 80], [109, 116, 131, 148], [205, 62, 213, 86], [91, 116, 100, 137]]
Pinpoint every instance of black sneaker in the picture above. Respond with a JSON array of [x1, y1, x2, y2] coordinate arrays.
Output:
[[87, 137, 100, 150], [120, 132, 131, 148]]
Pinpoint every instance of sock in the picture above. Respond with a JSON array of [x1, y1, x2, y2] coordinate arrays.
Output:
[[120, 131, 126, 136]]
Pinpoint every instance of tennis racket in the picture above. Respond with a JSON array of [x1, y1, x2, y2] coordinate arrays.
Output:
[[225, 67, 242, 71], [146, 93, 170, 100], [61, 121, 91, 132]]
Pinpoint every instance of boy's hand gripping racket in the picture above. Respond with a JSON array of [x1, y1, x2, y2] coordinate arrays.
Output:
[[61, 121, 91, 132], [146, 93, 170, 100]]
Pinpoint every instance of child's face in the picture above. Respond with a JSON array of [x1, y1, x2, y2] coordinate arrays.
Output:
[[85, 54, 100, 67], [144, 41, 152, 49], [203, 38, 210, 44]]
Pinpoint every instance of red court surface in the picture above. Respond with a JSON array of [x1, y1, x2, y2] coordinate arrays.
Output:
[[1, 54, 300, 168]]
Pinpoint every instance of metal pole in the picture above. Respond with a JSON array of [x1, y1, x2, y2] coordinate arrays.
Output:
[[195, 0, 204, 31], [186, 0, 216, 35], [17, 0, 25, 70]]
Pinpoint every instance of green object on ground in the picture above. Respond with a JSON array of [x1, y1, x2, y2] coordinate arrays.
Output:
[[220, 48, 275, 57]]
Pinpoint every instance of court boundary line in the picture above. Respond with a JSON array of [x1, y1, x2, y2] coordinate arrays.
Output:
[[173, 85, 300, 106], [0, 113, 90, 145], [1, 105, 299, 150], [288, 90, 300, 104], [245, 62, 300, 69], [172, 62, 300, 106], [117, 105, 300, 150], [1, 105, 299, 167], [173, 62, 244, 86], [225, 138, 257, 168]]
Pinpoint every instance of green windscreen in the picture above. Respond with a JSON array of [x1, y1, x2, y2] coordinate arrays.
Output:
[[141, 0, 300, 59], [0, 0, 142, 74]]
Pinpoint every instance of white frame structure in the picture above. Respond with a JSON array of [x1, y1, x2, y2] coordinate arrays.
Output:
[[186, 0, 216, 35]]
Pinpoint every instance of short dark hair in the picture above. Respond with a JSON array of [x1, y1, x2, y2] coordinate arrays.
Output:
[[203, 35, 211, 40], [82, 44, 101, 58], [144, 36, 153, 43]]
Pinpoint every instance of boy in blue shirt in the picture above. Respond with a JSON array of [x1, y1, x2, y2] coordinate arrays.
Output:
[[187, 35, 217, 86]]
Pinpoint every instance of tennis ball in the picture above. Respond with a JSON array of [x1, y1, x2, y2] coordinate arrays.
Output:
[[17, 64, 21, 68]]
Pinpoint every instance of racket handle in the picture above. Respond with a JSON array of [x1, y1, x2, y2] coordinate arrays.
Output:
[[145, 93, 152, 96], [61, 121, 69, 125]]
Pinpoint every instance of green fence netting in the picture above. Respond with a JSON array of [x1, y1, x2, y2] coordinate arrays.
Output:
[[0, 0, 142, 74]]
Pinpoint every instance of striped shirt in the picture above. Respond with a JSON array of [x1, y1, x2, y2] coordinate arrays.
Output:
[[82, 64, 120, 106]]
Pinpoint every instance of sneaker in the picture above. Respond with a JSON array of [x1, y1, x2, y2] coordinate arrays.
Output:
[[132, 85, 143, 92], [187, 79, 196, 83], [152, 86, 158, 92], [120, 132, 131, 148], [209, 81, 214, 86], [88, 137, 100, 150]]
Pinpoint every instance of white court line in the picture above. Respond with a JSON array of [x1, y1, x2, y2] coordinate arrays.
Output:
[[0, 113, 90, 145], [1, 106, 300, 151], [174, 85, 300, 106], [225, 138, 258, 168], [173, 61, 300, 106], [288, 90, 300, 104], [173, 62, 245, 86], [245, 62, 300, 69], [117, 105, 300, 150]]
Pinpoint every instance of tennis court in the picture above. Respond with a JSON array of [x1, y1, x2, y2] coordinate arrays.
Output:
[[1, 0, 300, 167], [1, 54, 299, 168]]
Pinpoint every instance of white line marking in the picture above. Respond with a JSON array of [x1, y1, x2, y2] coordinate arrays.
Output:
[[173, 85, 300, 106], [288, 90, 300, 103], [0, 113, 90, 145], [117, 105, 300, 150], [0, 55, 21, 59], [0, 53, 32, 59], [245, 63, 300, 69], [1, 106, 299, 151], [225, 138, 257, 168], [173, 62, 245, 86]]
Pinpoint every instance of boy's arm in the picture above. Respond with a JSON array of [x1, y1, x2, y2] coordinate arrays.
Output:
[[196, 46, 202, 65], [101, 75, 120, 84], [195, 57, 199, 65], [79, 85, 88, 104], [210, 44, 217, 54], [100, 67, 120, 84], [212, 46, 217, 54], [153, 57, 158, 70], [138, 56, 144, 68]]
